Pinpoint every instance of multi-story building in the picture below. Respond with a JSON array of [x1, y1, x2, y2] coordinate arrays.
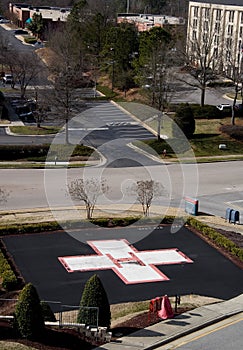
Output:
[[187, 0, 243, 77]]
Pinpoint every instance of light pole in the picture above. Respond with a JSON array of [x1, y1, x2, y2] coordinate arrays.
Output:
[[157, 112, 163, 141], [110, 47, 115, 92]]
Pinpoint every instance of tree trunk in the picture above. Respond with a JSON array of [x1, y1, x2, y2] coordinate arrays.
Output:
[[86, 206, 92, 220], [231, 108, 235, 126], [200, 87, 205, 107], [65, 118, 69, 144]]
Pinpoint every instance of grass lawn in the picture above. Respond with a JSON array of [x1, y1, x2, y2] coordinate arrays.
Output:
[[9, 126, 61, 135], [133, 112, 243, 159]]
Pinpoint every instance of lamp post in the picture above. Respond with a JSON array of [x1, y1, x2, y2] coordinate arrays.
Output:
[[110, 47, 115, 92], [157, 112, 163, 141]]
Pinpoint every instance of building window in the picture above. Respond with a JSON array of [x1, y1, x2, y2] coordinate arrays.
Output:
[[192, 30, 197, 40], [226, 50, 231, 62], [203, 33, 208, 42], [227, 25, 233, 36], [213, 47, 218, 58], [238, 40, 243, 53], [215, 22, 220, 34], [229, 11, 234, 23], [204, 8, 210, 19], [226, 37, 232, 49], [240, 27, 243, 38], [193, 18, 197, 28], [241, 12, 243, 25], [193, 6, 199, 17], [192, 42, 197, 52], [216, 9, 221, 21], [214, 35, 219, 46], [204, 21, 209, 32]]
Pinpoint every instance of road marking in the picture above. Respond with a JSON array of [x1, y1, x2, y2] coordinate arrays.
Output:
[[59, 239, 193, 284]]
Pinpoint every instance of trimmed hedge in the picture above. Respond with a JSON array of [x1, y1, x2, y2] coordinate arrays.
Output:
[[0, 250, 18, 291], [168, 104, 222, 119], [187, 217, 243, 262], [0, 144, 96, 161], [0, 216, 176, 236]]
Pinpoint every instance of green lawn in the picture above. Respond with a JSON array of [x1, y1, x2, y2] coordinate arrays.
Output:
[[134, 114, 243, 159]]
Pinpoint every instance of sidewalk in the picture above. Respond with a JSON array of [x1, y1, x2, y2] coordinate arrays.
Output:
[[95, 294, 243, 350]]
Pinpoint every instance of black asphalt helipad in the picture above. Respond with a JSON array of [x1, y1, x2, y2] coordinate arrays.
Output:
[[2, 225, 243, 311]]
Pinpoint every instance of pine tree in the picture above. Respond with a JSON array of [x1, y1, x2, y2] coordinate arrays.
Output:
[[77, 274, 111, 328], [15, 283, 45, 339]]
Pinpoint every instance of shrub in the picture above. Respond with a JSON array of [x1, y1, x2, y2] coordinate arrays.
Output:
[[77, 274, 111, 328], [219, 125, 243, 141], [2, 270, 18, 291], [187, 217, 243, 262], [24, 37, 37, 44], [15, 283, 45, 339], [40, 301, 56, 322], [190, 104, 221, 119], [173, 103, 195, 138], [0, 250, 18, 291]]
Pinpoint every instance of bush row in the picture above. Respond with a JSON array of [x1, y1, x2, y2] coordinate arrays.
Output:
[[168, 104, 222, 119], [0, 144, 96, 161], [0, 216, 177, 237], [0, 250, 18, 291], [187, 217, 243, 261]]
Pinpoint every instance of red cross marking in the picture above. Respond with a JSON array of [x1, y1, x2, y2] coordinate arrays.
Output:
[[58, 239, 193, 284]]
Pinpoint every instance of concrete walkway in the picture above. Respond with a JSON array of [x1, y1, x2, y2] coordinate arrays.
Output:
[[95, 294, 243, 350]]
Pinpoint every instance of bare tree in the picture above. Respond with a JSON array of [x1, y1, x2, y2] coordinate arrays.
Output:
[[223, 52, 243, 125], [131, 180, 164, 217], [68, 178, 109, 219], [48, 26, 86, 144], [5, 50, 42, 98], [185, 6, 222, 106]]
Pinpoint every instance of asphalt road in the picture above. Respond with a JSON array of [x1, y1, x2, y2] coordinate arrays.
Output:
[[0, 160, 242, 221], [2, 226, 243, 311], [158, 312, 243, 350]]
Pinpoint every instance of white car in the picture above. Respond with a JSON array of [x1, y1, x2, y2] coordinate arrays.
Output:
[[0, 19, 10, 23], [2, 74, 13, 84], [216, 104, 232, 111]]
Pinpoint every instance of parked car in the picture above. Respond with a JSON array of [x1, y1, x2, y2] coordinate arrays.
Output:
[[0, 18, 10, 23], [216, 104, 232, 111], [2, 74, 13, 84]]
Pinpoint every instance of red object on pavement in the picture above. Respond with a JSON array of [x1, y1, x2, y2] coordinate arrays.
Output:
[[157, 295, 174, 320]]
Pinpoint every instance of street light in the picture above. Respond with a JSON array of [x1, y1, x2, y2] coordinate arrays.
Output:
[[110, 47, 115, 92]]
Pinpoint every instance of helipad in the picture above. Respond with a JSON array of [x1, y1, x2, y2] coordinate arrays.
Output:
[[59, 239, 193, 284]]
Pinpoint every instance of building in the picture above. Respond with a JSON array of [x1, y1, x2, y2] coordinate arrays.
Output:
[[117, 13, 185, 32], [187, 0, 243, 76], [9, 3, 71, 30]]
